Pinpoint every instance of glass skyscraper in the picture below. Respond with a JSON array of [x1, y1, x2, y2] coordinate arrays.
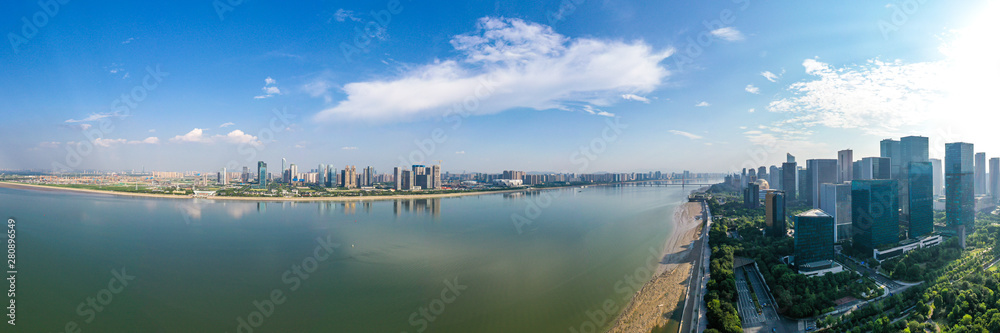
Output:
[[794, 209, 835, 266], [852, 179, 899, 255], [765, 190, 786, 237], [946, 142, 975, 247], [908, 162, 933, 237], [781, 162, 797, 200], [257, 161, 267, 189]]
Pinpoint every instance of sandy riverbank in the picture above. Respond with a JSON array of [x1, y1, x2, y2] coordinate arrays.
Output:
[[0, 181, 535, 202], [607, 200, 706, 333]]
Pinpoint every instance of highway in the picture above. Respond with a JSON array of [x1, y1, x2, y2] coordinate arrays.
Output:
[[679, 201, 711, 333]]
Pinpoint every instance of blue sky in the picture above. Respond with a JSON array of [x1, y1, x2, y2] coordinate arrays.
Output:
[[1, 0, 997, 173]]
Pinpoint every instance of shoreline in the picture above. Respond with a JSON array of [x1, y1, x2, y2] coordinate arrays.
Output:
[[0, 181, 542, 202], [607, 189, 709, 333]]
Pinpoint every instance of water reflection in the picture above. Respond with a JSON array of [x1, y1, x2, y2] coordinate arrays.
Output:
[[393, 198, 441, 217]]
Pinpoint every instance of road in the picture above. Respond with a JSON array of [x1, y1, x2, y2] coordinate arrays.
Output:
[[680, 201, 711, 333], [738, 264, 800, 333]]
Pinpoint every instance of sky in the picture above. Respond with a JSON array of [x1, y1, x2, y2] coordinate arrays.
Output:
[[1, 0, 997, 174]]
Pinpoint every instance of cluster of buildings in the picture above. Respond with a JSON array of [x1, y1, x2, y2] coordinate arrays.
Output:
[[731, 136, 999, 275]]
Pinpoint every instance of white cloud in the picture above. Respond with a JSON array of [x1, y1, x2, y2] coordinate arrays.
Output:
[[127, 137, 160, 144], [216, 130, 261, 146], [313, 17, 672, 122], [121, 37, 135, 44], [710, 27, 745, 42], [219, 122, 235, 128], [668, 130, 703, 140], [148, 129, 156, 133], [94, 138, 127, 147], [341, 146, 358, 150], [761, 71, 780, 82], [254, 77, 282, 99], [621, 94, 650, 103], [302, 78, 334, 103], [333, 9, 362, 22], [695, 101, 710, 107], [170, 128, 210, 143], [745, 84, 760, 94], [65, 112, 115, 123], [38, 141, 60, 149], [748, 108, 755, 113], [265, 77, 276, 85], [455, 151, 466, 154]]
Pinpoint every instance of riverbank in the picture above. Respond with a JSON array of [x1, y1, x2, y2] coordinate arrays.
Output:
[[0, 181, 534, 202], [607, 200, 706, 333]]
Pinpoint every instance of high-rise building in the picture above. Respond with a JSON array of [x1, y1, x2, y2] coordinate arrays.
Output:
[[798, 169, 808, 204], [794, 209, 835, 266], [219, 167, 228, 185], [257, 161, 268, 189], [787, 153, 795, 163], [858, 157, 891, 180], [394, 167, 403, 190], [758, 166, 767, 185], [364, 166, 376, 187], [899, 136, 929, 231], [852, 179, 899, 255], [946, 143, 975, 247], [281, 158, 286, 181], [289, 164, 298, 183], [880, 139, 902, 179], [744, 182, 760, 208], [431, 164, 441, 189], [242, 166, 250, 183], [318, 164, 326, 186], [765, 190, 786, 237], [931, 158, 943, 197], [975, 152, 987, 196], [342, 166, 357, 188], [838, 149, 853, 183], [413, 165, 428, 189], [782, 162, 797, 200], [769, 165, 780, 189], [852, 160, 862, 180], [400, 169, 413, 190], [908, 162, 933, 238], [326, 166, 336, 187], [820, 183, 852, 243], [991, 157, 1000, 204], [807, 159, 837, 208]]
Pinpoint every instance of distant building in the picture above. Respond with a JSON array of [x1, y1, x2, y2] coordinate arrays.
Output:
[[219, 167, 228, 185], [394, 167, 403, 190], [807, 159, 838, 208], [758, 166, 768, 185], [976, 152, 987, 196], [838, 149, 853, 183], [991, 158, 999, 204], [852, 179, 899, 255], [765, 190, 786, 237], [820, 183, 852, 243], [931, 158, 943, 197], [794, 209, 835, 268], [744, 182, 760, 208], [798, 168, 808, 204], [908, 162, 934, 238], [493, 179, 523, 187], [881, 139, 902, 179], [946, 142, 975, 247], [342, 166, 357, 188], [899, 136, 929, 235], [318, 164, 326, 186], [431, 165, 441, 189], [782, 165, 795, 194], [859, 157, 891, 180], [257, 161, 268, 189], [769, 165, 780, 189]]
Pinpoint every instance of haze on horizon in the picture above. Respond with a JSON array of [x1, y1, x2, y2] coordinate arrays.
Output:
[[1, 1, 998, 173]]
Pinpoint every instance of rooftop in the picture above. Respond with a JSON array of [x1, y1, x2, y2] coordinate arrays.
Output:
[[797, 209, 831, 218]]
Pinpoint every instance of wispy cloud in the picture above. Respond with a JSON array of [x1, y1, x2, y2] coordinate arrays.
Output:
[[170, 128, 210, 143], [621, 94, 650, 103], [313, 17, 672, 122], [121, 37, 135, 44], [455, 151, 466, 154], [668, 130, 703, 140], [170, 128, 262, 146], [695, 101, 710, 107], [341, 146, 358, 150], [65, 112, 116, 123], [748, 108, 755, 113], [254, 77, 282, 99], [710, 27, 745, 42], [333, 9, 362, 22], [761, 71, 780, 82], [219, 122, 235, 128], [745, 84, 760, 94]]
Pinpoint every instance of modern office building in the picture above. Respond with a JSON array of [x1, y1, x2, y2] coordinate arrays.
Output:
[[976, 152, 987, 196], [908, 162, 934, 238], [787, 153, 795, 163], [326, 166, 336, 187], [838, 149, 853, 183], [798, 168, 808, 204], [807, 159, 838, 208], [881, 139, 902, 179], [769, 165, 780, 189], [431, 164, 441, 189], [898, 136, 929, 231], [257, 161, 268, 189], [852, 179, 899, 255], [794, 209, 835, 266], [281, 158, 286, 181], [991, 157, 1000, 204], [289, 164, 298, 183], [218, 167, 228, 185], [317, 164, 326, 186], [782, 162, 797, 199], [858, 157, 891, 180], [946, 143, 975, 247], [765, 190, 786, 237], [931, 158, 943, 197], [744, 182, 760, 208], [758, 166, 767, 184], [820, 183, 852, 242], [900, 136, 929, 166], [394, 167, 403, 190]]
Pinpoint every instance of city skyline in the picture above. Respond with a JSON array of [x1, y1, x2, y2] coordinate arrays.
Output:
[[2, 1, 1000, 173]]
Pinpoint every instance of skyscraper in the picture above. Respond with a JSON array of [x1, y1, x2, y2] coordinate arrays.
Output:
[[413, 165, 428, 189], [769, 165, 780, 189], [838, 149, 853, 183], [758, 166, 767, 185], [765, 190, 786, 237], [820, 183, 851, 242], [281, 158, 286, 181], [798, 168, 808, 204], [782, 162, 797, 200], [852, 179, 899, 255], [880, 139, 901, 179], [859, 157, 891, 180], [342, 166, 357, 188], [289, 164, 298, 183], [744, 182, 760, 208], [991, 157, 999, 204], [898, 136, 929, 232], [946, 142, 975, 248], [326, 166, 336, 187], [431, 164, 441, 189], [318, 164, 326, 186], [394, 167, 403, 190], [257, 161, 268, 189], [787, 153, 795, 163], [908, 162, 933, 238], [931, 158, 943, 197], [794, 209, 835, 266], [975, 152, 987, 196], [807, 159, 837, 208]]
